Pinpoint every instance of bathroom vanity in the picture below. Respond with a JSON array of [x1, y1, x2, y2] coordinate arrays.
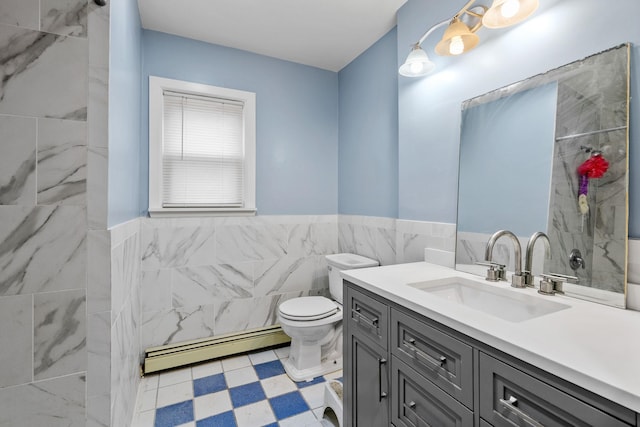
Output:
[[341, 262, 640, 427]]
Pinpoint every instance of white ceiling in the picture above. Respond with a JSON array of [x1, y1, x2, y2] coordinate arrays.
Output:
[[137, 0, 407, 72]]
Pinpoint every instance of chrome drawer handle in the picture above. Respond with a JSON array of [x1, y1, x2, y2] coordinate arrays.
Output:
[[404, 338, 447, 370], [351, 309, 378, 328], [378, 358, 388, 402], [498, 395, 544, 427], [404, 401, 422, 427], [403, 401, 417, 413]]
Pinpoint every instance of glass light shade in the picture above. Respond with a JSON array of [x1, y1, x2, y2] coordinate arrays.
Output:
[[435, 19, 479, 56], [399, 46, 436, 77], [482, 0, 539, 28]]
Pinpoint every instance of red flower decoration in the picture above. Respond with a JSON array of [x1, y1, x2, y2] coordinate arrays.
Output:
[[577, 155, 609, 179]]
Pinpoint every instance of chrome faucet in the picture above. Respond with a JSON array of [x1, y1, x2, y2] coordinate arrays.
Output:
[[485, 230, 526, 288], [523, 232, 551, 287]]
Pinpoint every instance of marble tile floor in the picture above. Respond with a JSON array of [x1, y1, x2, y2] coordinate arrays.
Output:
[[132, 345, 343, 427]]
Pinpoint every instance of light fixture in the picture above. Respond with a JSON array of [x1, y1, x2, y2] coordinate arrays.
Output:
[[399, 44, 435, 77], [434, 18, 480, 56], [482, 0, 539, 28], [398, 0, 539, 77]]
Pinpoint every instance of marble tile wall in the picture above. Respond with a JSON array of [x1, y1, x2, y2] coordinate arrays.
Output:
[[547, 45, 628, 294], [338, 215, 396, 265], [87, 219, 143, 427], [338, 215, 397, 265], [138, 214, 458, 354], [86, 0, 110, 424], [140, 215, 339, 350], [396, 219, 456, 267], [546, 128, 629, 292], [0, 0, 93, 425], [110, 219, 142, 427], [338, 215, 457, 266]]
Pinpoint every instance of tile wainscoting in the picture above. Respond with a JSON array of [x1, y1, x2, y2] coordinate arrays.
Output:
[[139, 215, 340, 351], [338, 215, 457, 267], [87, 219, 143, 427], [138, 214, 458, 355]]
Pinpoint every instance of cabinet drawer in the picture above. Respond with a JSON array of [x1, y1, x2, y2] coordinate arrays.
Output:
[[391, 309, 473, 409], [479, 352, 631, 427], [346, 285, 388, 350], [392, 356, 473, 427]]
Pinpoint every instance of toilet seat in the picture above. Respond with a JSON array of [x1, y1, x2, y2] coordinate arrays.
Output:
[[279, 296, 339, 321]]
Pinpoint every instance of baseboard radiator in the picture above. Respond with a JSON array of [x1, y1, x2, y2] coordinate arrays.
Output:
[[142, 325, 291, 375]]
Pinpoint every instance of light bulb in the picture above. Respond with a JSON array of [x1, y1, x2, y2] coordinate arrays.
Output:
[[410, 62, 423, 74], [501, 0, 520, 18], [449, 36, 464, 55]]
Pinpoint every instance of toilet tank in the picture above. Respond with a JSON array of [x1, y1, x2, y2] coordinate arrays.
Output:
[[325, 253, 379, 304]]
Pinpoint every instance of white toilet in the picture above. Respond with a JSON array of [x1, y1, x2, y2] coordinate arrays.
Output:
[[278, 253, 379, 382]]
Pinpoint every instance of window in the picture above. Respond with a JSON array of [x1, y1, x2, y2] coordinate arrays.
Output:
[[148, 76, 256, 216]]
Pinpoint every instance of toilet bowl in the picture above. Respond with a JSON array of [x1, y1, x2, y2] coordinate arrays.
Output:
[[278, 297, 343, 381], [278, 253, 379, 382]]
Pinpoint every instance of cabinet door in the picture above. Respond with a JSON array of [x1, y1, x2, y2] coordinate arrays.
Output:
[[392, 357, 473, 427], [479, 353, 631, 427], [349, 332, 389, 427]]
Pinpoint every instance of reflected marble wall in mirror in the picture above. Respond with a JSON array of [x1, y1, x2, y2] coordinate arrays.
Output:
[[455, 44, 630, 308]]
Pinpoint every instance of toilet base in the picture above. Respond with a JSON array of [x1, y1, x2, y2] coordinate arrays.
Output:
[[282, 354, 343, 382]]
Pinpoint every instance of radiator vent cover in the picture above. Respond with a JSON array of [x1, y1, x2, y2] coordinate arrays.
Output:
[[143, 325, 291, 375]]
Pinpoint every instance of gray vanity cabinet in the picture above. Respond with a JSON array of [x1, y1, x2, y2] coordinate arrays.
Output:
[[479, 353, 629, 427], [344, 285, 390, 427], [344, 281, 639, 427]]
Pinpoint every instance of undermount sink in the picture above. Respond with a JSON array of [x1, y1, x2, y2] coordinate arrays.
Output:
[[408, 277, 570, 322]]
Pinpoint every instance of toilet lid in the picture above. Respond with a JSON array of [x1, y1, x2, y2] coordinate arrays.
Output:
[[279, 296, 339, 321]]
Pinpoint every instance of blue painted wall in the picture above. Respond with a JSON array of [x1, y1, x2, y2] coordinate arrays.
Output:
[[397, 0, 640, 238], [457, 83, 557, 235], [140, 30, 339, 216], [108, 0, 143, 227], [338, 28, 399, 217]]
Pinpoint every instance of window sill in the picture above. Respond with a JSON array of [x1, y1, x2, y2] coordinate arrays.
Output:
[[148, 208, 257, 218]]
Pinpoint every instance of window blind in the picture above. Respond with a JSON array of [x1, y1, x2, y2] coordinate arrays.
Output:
[[162, 91, 245, 207]]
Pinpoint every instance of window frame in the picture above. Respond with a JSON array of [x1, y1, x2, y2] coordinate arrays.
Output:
[[148, 76, 256, 217]]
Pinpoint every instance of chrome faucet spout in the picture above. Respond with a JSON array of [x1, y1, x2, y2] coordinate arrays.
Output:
[[485, 230, 525, 288], [524, 232, 551, 287], [525, 232, 551, 273], [485, 230, 522, 274]]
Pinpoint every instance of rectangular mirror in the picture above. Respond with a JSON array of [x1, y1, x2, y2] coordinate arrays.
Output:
[[455, 44, 630, 308]]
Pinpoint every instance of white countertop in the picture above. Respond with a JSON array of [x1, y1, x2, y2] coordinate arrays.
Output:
[[341, 261, 640, 413]]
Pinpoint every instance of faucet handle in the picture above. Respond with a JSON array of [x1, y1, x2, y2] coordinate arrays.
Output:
[[475, 261, 506, 282], [544, 272, 579, 283], [539, 273, 579, 295]]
